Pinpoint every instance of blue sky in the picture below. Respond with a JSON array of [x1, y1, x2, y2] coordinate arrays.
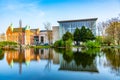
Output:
[[0, 0, 120, 33]]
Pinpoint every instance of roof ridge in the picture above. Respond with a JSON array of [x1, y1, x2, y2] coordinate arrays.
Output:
[[58, 18, 98, 23]]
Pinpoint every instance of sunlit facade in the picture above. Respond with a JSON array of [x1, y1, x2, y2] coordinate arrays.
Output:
[[6, 21, 39, 45], [58, 18, 98, 38]]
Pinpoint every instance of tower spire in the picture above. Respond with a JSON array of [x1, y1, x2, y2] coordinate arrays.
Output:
[[19, 19, 22, 28]]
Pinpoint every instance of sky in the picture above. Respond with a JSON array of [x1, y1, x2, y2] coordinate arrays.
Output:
[[0, 0, 120, 33]]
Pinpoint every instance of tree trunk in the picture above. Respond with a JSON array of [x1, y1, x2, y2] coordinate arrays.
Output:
[[117, 40, 119, 45], [108, 42, 111, 46], [76, 41, 79, 46], [64, 41, 66, 48]]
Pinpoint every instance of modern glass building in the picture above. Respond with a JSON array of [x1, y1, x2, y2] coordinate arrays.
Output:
[[58, 18, 98, 39]]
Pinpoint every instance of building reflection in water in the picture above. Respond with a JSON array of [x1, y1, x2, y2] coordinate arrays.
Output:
[[6, 49, 40, 74], [5, 48, 60, 74], [5, 48, 100, 74]]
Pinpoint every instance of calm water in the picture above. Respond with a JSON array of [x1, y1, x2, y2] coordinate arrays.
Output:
[[0, 48, 120, 80]]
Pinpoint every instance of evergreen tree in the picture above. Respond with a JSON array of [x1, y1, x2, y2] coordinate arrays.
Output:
[[86, 28, 95, 40], [73, 26, 95, 45], [62, 31, 73, 47], [79, 26, 87, 42], [73, 28, 80, 45], [62, 31, 73, 41], [79, 26, 95, 42]]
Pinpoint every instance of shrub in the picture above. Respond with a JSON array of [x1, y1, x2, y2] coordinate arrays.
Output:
[[54, 40, 64, 48], [54, 39, 72, 48], [82, 48, 100, 55], [85, 40, 101, 48], [0, 41, 18, 48], [65, 39, 73, 48]]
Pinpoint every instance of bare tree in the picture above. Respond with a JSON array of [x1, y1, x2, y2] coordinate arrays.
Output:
[[44, 48, 53, 71], [97, 21, 108, 43], [97, 22, 106, 36], [44, 22, 53, 45]]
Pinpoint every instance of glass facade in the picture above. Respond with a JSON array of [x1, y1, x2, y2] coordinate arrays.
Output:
[[58, 18, 97, 38]]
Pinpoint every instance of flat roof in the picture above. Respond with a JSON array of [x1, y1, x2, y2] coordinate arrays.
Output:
[[40, 30, 52, 32], [57, 18, 98, 23]]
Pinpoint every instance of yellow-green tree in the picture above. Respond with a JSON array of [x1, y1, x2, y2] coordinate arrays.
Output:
[[105, 18, 120, 45]]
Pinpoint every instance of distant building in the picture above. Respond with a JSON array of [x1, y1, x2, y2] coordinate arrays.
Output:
[[39, 30, 53, 45], [52, 26, 59, 43], [57, 18, 98, 39], [30, 29, 40, 45], [6, 20, 39, 45]]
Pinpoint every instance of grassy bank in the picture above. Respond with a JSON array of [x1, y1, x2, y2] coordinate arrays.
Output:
[[30, 45, 51, 48]]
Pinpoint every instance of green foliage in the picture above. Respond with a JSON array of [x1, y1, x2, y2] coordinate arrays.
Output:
[[73, 51, 96, 66], [79, 26, 87, 42], [54, 31, 73, 48], [95, 36, 103, 44], [30, 45, 51, 48], [0, 49, 3, 54], [54, 26, 95, 47], [85, 40, 101, 48], [0, 41, 18, 48], [81, 48, 100, 55], [55, 48, 97, 66], [54, 47, 100, 66], [65, 39, 73, 48], [54, 39, 72, 48], [102, 48, 120, 70], [80, 26, 95, 42], [86, 28, 95, 40], [0, 49, 4, 60], [63, 48, 73, 63], [62, 31, 73, 41], [73, 26, 95, 46], [102, 36, 114, 46], [73, 28, 81, 45], [54, 40, 64, 48]]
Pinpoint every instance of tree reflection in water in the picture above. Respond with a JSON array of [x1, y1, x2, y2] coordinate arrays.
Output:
[[73, 51, 96, 67], [63, 48, 73, 63], [3, 47, 120, 75], [55, 48, 99, 72], [0, 49, 4, 60], [102, 48, 120, 76], [44, 48, 53, 71]]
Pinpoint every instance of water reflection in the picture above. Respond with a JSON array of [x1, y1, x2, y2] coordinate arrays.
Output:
[[56, 48, 99, 72], [0, 47, 120, 78], [0, 49, 4, 60], [6, 49, 40, 74], [102, 48, 120, 76], [4, 48, 59, 74]]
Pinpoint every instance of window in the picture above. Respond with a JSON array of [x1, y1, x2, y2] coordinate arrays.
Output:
[[41, 36, 44, 43]]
